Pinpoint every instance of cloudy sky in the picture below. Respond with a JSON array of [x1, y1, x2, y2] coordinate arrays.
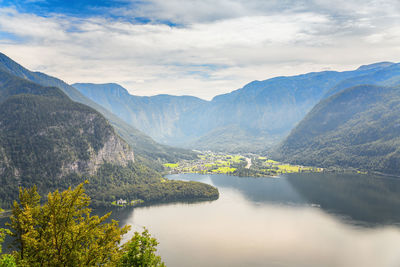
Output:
[[0, 0, 399, 99]]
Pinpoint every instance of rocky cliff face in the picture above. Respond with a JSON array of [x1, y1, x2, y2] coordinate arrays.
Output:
[[72, 134, 135, 175], [0, 52, 195, 163], [0, 72, 136, 206], [0, 93, 136, 179], [0, 58, 219, 209]]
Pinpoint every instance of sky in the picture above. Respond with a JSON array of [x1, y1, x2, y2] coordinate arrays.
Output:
[[0, 0, 400, 100]]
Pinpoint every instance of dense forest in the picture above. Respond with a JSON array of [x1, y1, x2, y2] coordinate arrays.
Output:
[[86, 162, 219, 207], [275, 85, 400, 175]]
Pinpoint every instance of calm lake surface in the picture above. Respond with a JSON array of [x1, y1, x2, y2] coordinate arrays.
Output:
[[115, 173, 400, 267], [3, 173, 400, 266]]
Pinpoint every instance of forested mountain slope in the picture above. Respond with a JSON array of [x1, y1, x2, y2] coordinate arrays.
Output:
[[0, 71, 132, 206], [0, 71, 218, 208], [0, 52, 196, 163], [274, 85, 400, 175]]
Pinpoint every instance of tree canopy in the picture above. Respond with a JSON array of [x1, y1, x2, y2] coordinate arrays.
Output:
[[1, 182, 165, 266], [118, 229, 165, 267]]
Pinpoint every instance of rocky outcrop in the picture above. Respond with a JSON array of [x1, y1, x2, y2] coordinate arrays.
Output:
[[0, 70, 136, 188], [0, 147, 8, 176], [60, 133, 134, 175], [87, 134, 134, 174]]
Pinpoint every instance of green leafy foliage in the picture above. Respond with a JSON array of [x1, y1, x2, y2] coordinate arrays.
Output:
[[5, 183, 167, 266], [118, 229, 165, 267], [0, 210, 16, 267], [8, 184, 129, 266], [0, 255, 16, 267]]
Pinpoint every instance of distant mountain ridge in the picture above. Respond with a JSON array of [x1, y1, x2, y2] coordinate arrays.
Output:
[[324, 63, 400, 98], [73, 83, 207, 144], [357, 62, 394, 71], [74, 62, 400, 153]]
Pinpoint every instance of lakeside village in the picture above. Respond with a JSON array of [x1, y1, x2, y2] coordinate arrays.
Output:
[[163, 151, 323, 177], [111, 151, 323, 207]]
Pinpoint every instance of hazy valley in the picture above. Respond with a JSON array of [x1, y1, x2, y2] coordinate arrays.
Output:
[[73, 62, 400, 157]]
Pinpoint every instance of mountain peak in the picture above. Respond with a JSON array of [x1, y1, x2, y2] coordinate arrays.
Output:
[[357, 62, 395, 71]]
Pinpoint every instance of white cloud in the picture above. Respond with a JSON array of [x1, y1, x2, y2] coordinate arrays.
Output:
[[122, 0, 400, 25], [0, 1, 400, 99], [0, 8, 68, 41]]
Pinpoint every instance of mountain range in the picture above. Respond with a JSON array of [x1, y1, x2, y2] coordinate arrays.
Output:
[[0, 54, 218, 208], [0, 52, 196, 164], [73, 62, 400, 153], [3, 50, 400, 177]]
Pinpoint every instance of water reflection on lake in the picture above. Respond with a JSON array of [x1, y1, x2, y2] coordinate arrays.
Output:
[[117, 173, 400, 267]]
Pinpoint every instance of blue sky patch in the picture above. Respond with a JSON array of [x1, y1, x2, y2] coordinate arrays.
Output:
[[2, 0, 135, 18]]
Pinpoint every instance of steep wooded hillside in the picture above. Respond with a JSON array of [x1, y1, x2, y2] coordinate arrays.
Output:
[[0, 71, 218, 207], [0, 52, 196, 163], [275, 85, 400, 175]]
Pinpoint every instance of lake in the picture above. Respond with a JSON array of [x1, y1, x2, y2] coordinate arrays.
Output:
[[3, 173, 400, 266], [116, 173, 400, 267]]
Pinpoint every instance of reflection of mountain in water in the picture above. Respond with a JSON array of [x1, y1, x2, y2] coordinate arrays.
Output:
[[94, 206, 136, 226], [168, 173, 400, 226], [285, 173, 400, 225], [208, 175, 306, 205]]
